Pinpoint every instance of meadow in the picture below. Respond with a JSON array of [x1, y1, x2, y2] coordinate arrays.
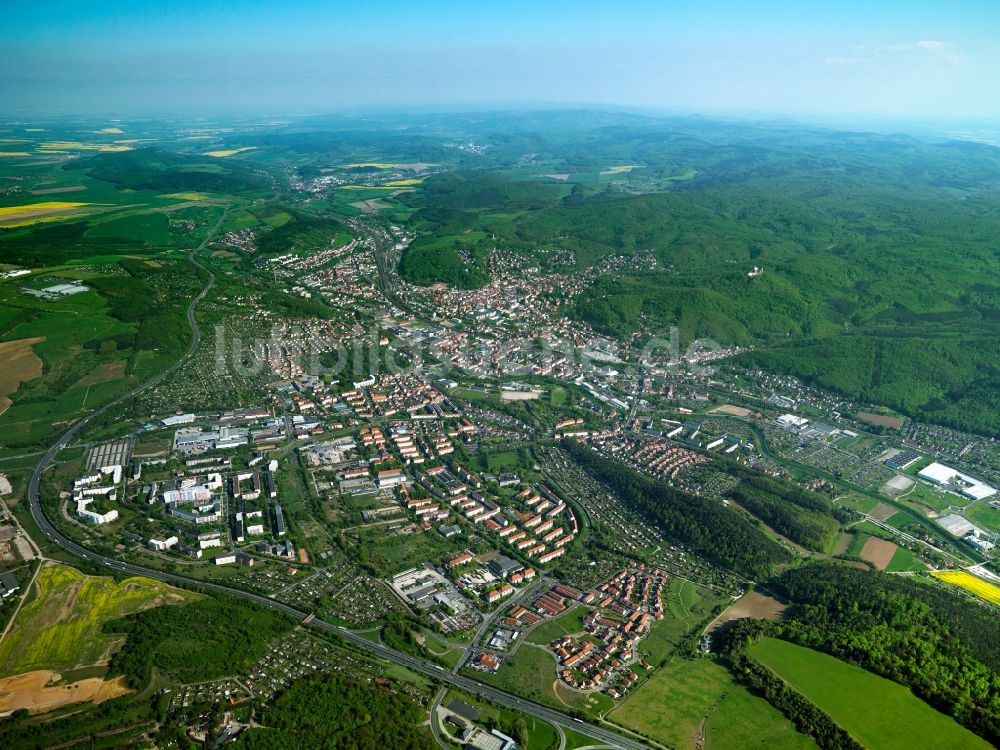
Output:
[[610, 657, 816, 750], [472, 644, 613, 718], [525, 606, 588, 644], [0, 563, 198, 676], [749, 637, 991, 750]]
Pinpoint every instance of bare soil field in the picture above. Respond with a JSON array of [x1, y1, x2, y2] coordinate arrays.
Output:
[[0, 670, 130, 715], [858, 412, 904, 429], [0, 337, 44, 413], [710, 404, 753, 417], [882, 474, 915, 495], [860, 536, 897, 570], [350, 198, 391, 212], [29, 185, 87, 196], [706, 591, 788, 633], [870, 503, 897, 522]]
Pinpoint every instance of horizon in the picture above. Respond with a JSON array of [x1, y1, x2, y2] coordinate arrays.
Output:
[[3, 0, 1000, 122]]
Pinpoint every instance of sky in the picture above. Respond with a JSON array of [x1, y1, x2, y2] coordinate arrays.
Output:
[[2, 0, 1000, 122]]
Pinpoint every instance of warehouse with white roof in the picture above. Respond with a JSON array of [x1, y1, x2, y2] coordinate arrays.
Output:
[[917, 461, 997, 501]]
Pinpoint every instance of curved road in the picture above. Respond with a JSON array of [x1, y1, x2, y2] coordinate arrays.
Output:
[[25, 216, 649, 750]]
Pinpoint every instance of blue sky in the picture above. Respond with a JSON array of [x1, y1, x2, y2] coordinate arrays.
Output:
[[2, 0, 999, 120]]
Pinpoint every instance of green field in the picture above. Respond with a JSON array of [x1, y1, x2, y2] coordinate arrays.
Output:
[[963, 501, 1000, 534], [610, 657, 816, 750], [472, 645, 613, 718], [750, 637, 991, 750], [526, 606, 588, 644], [640, 578, 726, 664], [885, 546, 926, 572], [0, 563, 198, 676]]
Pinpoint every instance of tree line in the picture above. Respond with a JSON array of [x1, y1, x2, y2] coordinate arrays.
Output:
[[724, 471, 844, 552], [565, 441, 791, 579], [719, 622, 863, 750]]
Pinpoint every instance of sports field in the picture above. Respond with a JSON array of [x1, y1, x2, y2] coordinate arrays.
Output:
[[932, 570, 1000, 606], [0, 563, 199, 676], [750, 637, 990, 750]]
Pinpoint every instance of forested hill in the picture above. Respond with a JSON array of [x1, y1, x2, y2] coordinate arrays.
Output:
[[751, 564, 1000, 745], [232, 673, 434, 750], [566, 441, 792, 579], [396, 114, 1000, 436]]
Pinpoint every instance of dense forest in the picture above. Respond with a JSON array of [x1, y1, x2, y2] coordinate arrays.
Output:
[[254, 210, 351, 257], [0, 219, 139, 265], [724, 472, 844, 551], [231, 673, 434, 750], [76, 147, 268, 194], [762, 564, 1000, 745], [566, 441, 791, 578], [106, 597, 295, 688], [399, 233, 491, 288]]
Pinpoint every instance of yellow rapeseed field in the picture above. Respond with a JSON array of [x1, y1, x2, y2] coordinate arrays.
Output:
[[0, 201, 90, 217], [932, 570, 1000, 606], [161, 192, 210, 201], [0, 563, 198, 675], [0, 201, 93, 228]]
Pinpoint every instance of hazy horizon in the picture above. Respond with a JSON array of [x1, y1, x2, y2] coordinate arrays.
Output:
[[3, 0, 1000, 123]]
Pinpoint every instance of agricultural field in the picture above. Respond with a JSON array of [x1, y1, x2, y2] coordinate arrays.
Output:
[[610, 657, 816, 750], [0, 337, 44, 413], [931, 570, 1000, 606], [885, 546, 926, 573], [202, 147, 256, 157], [706, 591, 788, 634], [0, 563, 198, 676], [750, 637, 991, 750], [0, 201, 95, 228], [858, 535, 897, 570]]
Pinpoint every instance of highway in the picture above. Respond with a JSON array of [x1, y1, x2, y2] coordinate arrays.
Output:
[[24, 217, 650, 750]]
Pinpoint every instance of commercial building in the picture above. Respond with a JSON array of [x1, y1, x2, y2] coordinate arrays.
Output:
[[918, 462, 997, 501]]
